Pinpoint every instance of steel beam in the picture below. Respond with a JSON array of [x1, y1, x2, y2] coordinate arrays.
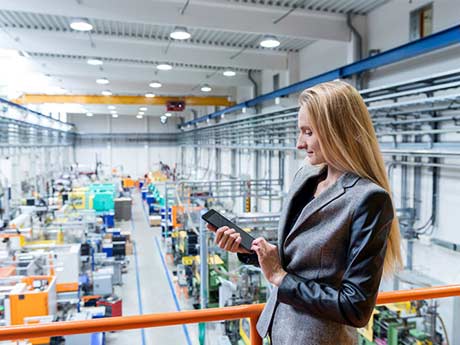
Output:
[[184, 24, 460, 127], [12, 95, 234, 107]]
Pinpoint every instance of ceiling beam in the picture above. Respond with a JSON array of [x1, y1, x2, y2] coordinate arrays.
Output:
[[12, 94, 235, 107], [1, 0, 350, 42], [0, 29, 287, 70], [25, 57, 254, 87]]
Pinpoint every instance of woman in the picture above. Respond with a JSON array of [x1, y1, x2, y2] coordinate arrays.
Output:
[[207, 80, 402, 345]]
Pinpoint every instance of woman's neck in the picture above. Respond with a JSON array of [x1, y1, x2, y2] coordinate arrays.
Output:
[[322, 165, 344, 187]]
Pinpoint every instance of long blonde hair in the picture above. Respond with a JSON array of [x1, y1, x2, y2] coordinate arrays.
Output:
[[299, 80, 402, 277]]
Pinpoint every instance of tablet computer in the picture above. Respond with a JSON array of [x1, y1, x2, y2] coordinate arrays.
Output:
[[202, 209, 254, 252]]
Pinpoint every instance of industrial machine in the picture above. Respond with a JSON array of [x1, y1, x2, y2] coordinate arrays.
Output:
[[358, 301, 445, 345]]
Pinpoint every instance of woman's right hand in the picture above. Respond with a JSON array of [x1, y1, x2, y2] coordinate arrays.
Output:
[[206, 224, 251, 254]]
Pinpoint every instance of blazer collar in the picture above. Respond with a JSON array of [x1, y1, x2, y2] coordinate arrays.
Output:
[[283, 167, 360, 246]]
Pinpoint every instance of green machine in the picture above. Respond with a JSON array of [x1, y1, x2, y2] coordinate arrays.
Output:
[[90, 183, 115, 212], [359, 303, 443, 345]]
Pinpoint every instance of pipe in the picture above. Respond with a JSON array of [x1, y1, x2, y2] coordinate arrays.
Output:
[[347, 13, 363, 89], [248, 70, 260, 113], [0, 286, 460, 341], [184, 24, 460, 126]]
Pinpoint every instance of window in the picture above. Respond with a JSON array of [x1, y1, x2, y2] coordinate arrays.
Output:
[[273, 73, 280, 91], [410, 4, 433, 41]]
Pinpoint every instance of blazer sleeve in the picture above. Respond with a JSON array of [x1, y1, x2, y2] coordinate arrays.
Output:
[[276, 190, 394, 328]]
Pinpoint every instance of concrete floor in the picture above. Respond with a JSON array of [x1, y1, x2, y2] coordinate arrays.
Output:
[[106, 194, 200, 345]]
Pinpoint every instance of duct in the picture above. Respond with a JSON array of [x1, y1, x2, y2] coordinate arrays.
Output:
[[184, 24, 460, 127], [248, 70, 261, 113], [347, 13, 363, 89]]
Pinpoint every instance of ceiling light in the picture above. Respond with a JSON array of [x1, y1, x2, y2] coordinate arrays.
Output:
[[108, 105, 116, 110], [165, 112, 172, 117], [87, 58, 103, 66], [70, 18, 93, 32], [156, 63, 172, 71], [112, 113, 118, 118], [170, 26, 191, 40], [139, 107, 147, 111], [260, 35, 280, 48], [145, 93, 155, 98], [223, 69, 236, 77], [110, 110, 117, 114], [160, 115, 168, 124], [136, 114, 143, 119], [96, 77, 109, 85], [101, 90, 112, 96], [275, 97, 281, 105], [86, 112, 93, 117], [200, 84, 212, 92], [138, 111, 145, 115], [149, 81, 162, 88]]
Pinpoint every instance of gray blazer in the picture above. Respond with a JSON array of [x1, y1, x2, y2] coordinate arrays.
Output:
[[241, 165, 394, 345]]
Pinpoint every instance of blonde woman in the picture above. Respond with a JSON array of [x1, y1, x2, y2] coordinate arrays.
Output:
[[206, 80, 402, 345]]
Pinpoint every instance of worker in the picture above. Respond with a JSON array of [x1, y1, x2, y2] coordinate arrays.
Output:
[[206, 80, 402, 345]]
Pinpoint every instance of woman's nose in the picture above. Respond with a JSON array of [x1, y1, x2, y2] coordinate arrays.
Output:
[[296, 136, 307, 150]]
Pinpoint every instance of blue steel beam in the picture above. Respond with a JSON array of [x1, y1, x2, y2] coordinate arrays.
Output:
[[184, 24, 460, 127], [0, 97, 72, 127]]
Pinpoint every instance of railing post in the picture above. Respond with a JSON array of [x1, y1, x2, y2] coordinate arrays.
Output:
[[250, 315, 262, 345]]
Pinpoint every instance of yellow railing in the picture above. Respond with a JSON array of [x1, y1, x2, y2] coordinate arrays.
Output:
[[0, 285, 459, 344]]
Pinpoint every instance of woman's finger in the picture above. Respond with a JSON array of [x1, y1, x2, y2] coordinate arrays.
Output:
[[252, 237, 265, 246], [225, 233, 239, 251], [215, 226, 229, 243], [219, 228, 235, 249], [207, 224, 217, 232], [231, 236, 241, 252]]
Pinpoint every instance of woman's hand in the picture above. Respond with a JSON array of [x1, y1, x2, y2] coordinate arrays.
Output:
[[207, 224, 251, 254], [251, 237, 287, 287]]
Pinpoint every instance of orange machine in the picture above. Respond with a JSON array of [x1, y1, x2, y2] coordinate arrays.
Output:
[[122, 178, 135, 189], [171, 205, 184, 229], [6, 276, 57, 326]]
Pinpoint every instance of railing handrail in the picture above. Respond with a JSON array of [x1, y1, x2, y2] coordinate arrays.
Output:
[[0, 284, 459, 342]]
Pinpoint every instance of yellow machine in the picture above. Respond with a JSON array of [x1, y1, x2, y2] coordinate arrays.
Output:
[[239, 318, 251, 345], [68, 189, 93, 209]]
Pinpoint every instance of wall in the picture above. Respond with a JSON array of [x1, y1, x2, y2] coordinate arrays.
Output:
[[366, 1, 460, 342], [0, 146, 72, 207], [367, 0, 460, 87], [70, 114, 180, 178]]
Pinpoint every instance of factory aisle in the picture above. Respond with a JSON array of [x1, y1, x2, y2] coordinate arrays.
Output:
[[107, 193, 198, 345]]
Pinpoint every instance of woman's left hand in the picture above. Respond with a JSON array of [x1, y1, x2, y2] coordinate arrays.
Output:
[[252, 237, 287, 287]]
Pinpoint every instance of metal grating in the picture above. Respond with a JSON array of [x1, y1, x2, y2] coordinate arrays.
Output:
[[227, 0, 390, 15], [27, 52, 260, 72], [0, 10, 314, 52]]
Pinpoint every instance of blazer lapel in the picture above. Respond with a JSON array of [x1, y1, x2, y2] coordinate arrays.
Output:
[[278, 165, 325, 264], [283, 172, 361, 246]]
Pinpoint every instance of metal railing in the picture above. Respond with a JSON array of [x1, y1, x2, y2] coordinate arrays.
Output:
[[0, 284, 459, 343]]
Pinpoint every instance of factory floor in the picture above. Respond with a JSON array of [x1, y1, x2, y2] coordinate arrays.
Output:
[[105, 193, 200, 345]]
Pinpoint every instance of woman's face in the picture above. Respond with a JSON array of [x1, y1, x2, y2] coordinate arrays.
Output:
[[296, 106, 326, 165]]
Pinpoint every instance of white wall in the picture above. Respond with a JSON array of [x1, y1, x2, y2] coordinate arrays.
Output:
[[0, 146, 72, 205], [70, 114, 180, 178], [367, 0, 460, 87]]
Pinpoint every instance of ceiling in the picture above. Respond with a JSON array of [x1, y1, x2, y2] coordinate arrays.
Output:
[[0, 0, 390, 118]]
